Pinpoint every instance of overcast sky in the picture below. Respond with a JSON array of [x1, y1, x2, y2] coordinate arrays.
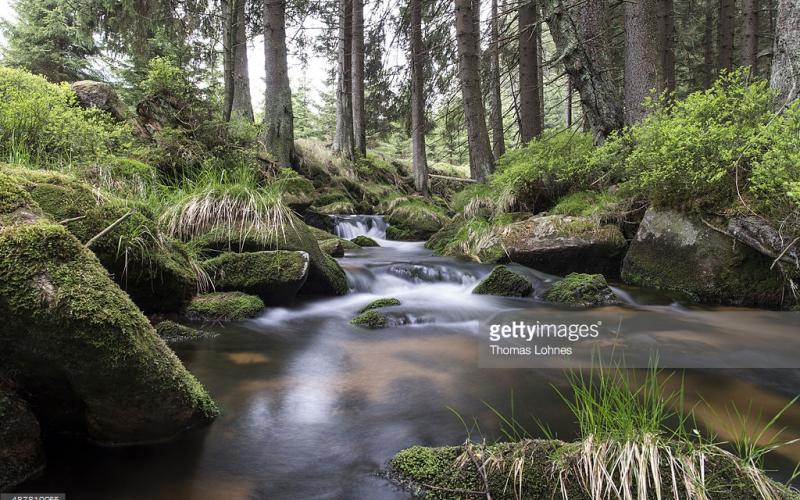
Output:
[[0, 0, 331, 110]]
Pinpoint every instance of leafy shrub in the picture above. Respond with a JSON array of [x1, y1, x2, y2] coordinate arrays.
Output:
[[0, 66, 129, 164], [622, 70, 776, 209]]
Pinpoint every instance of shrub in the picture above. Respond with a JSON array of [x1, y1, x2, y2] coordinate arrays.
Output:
[[0, 67, 129, 164]]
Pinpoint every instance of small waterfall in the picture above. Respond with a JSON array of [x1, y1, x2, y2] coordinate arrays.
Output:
[[333, 215, 388, 239]]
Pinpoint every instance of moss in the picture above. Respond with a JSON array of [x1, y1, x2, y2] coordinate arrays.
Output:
[[359, 297, 401, 313], [307, 225, 338, 241], [544, 273, 620, 306], [351, 235, 379, 247], [155, 320, 216, 343], [473, 266, 533, 297], [201, 251, 309, 302], [386, 198, 449, 241], [350, 310, 387, 329], [319, 238, 345, 257], [185, 292, 265, 322], [316, 200, 356, 215], [0, 169, 33, 215], [0, 220, 218, 444], [313, 188, 353, 207], [551, 191, 623, 218]]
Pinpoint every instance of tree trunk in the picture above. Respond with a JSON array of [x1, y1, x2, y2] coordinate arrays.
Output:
[[454, 0, 495, 180], [262, 0, 294, 168], [717, 0, 735, 73], [703, 0, 715, 88], [410, 0, 430, 196], [657, 0, 675, 92], [624, 0, 664, 124], [352, 0, 366, 157], [230, 0, 254, 122], [519, 0, 542, 143], [489, 0, 505, 158], [222, 0, 234, 122], [334, 0, 355, 159], [536, 15, 545, 131], [742, 0, 759, 75], [565, 75, 572, 127], [540, 0, 623, 142], [771, 0, 800, 106]]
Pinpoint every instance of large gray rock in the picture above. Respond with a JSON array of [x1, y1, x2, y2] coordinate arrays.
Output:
[[71, 80, 127, 121], [0, 389, 44, 491], [500, 215, 627, 277], [621, 208, 784, 306]]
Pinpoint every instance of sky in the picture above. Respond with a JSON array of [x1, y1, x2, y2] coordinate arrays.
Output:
[[0, 0, 332, 109]]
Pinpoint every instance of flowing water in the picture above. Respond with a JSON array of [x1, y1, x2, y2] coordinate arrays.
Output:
[[22, 215, 800, 499]]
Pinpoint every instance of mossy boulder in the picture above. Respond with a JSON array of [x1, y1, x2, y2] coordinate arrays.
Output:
[[359, 297, 401, 313], [7, 167, 196, 313], [500, 214, 627, 277], [351, 235, 379, 247], [0, 389, 45, 491], [351, 310, 388, 329], [319, 238, 345, 257], [191, 215, 348, 296], [386, 199, 448, 241], [202, 251, 309, 303], [544, 273, 620, 306], [0, 177, 218, 444], [155, 320, 216, 343], [185, 292, 265, 322], [389, 440, 796, 500], [622, 208, 784, 306], [472, 266, 533, 297]]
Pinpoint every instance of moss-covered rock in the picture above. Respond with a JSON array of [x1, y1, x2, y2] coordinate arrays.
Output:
[[191, 215, 348, 296], [389, 440, 796, 500], [351, 310, 388, 329], [0, 388, 45, 491], [544, 273, 620, 306], [0, 177, 218, 444], [622, 208, 784, 306], [472, 266, 533, 297], [351, 235, 379, 247], [155, 320, 217, 343], [6, 167, 196, 313], [359, 297, 401, 313], [185, 292, 265, 322], [386, 198, 449, 241], [319, 238, 345, 257], [202, 251, 309, 303], [500, 214, 627, 277]]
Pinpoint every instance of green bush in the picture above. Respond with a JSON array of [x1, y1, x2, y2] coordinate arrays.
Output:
[[0, 67, 129, 164]]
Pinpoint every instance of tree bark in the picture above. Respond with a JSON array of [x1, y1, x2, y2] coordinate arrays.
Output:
[[334, 0, 356, 159], [657, 0, 675, 92], [565, 75, 572, 127], [262, 0, 294, 168], [703, 0, 715, 88], [536, 15, 545, 131], [454, 0, 495, 180], [222, 0, 234, 122], [489, 0, 505, 158], [771, 0, 800, 106], [717, 0, 735, 73], [410, 0, 430, 196], [519, 0, 542, 143], [230, 0, 254, 122], [741, 0, 759, 75], [352, 0, 366, 157], [625, 0, 664, 124], [540, 0, 623, 142]]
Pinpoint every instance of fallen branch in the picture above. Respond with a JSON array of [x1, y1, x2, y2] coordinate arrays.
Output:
[[58, 215, 86, 224], [429, 174, 477, 183], [699, 216, 797, 267], [85, 212, 131, 248]]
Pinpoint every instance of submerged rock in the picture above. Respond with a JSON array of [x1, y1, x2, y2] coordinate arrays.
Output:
[[155, 320, 216, 344], [185, 292, 265, 322], [202, 251, 309, 303], [351, 310, 388, 329], [359, 297, 401, 313], [70, 80, 127, 121], [544, 273, 620, 306], [500, 215, 627, 277], [0, 171, 218, 445], [351, 235, 379, 247], [0, 389, 44, 491], [622, 208, 784, 306], [472, 266, 533, 297]]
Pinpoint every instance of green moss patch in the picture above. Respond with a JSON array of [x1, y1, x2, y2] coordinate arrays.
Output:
[[185, 292, 265, 322], [359, 297, 401, 314], [351, 310, 388, 329], [472, 266, 533, 297], [319, 238, 345, 257], [351, 235, 379, 247], [155, 320, 216, 343], [544, 273, 620, 306], [202, 251, 309, 303]]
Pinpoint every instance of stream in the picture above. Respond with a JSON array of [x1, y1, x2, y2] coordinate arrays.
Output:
[[22, 215, 800, 499]]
